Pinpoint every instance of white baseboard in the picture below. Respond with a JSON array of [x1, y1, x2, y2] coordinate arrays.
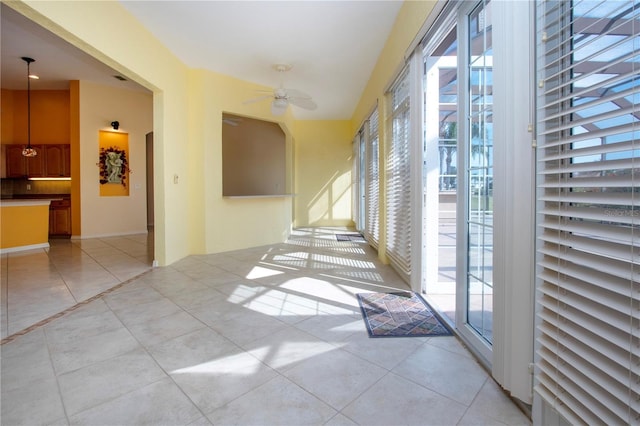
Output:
[[71, 230, 149, 240], [0, 242, 50, 254]]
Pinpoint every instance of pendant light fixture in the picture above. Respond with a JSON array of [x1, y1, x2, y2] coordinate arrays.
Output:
[[21, 57, 37, 157]]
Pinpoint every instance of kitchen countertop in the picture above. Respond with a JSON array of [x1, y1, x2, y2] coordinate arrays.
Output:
[[2, 194, 70, 200], [1, 199, 61, 206]]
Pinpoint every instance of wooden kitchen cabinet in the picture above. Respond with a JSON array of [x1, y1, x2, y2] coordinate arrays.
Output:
[[5, 145, 27, 177], [26, 147, 45, 177], [49, 198, 71, 236], [4, 144, 70, 178], [45, 145, 70, 177]]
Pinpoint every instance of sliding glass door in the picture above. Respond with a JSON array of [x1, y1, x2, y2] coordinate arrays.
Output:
[[464, 0, 494, 345], [420, 0, 535, 399], [422, 0, 494, 361]]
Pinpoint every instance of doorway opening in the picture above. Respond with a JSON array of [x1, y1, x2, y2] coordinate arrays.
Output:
[[423, 24, 458, 326], [146, 131, 156, 266]]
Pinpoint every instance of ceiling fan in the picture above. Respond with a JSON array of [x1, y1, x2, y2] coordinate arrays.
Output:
[[244, 64, 317, 116]]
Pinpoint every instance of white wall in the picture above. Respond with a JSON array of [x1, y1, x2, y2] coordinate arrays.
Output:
[[79, 81, 153, 237]]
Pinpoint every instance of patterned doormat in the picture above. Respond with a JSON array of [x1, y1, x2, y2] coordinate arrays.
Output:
[[357, 292, 452, 338]]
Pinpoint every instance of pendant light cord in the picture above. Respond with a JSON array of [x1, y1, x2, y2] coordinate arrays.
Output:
[[21, 57, 36, 157], [27, 60, 31, 150]]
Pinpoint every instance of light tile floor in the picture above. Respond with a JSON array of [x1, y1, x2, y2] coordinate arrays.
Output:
[[1, 233, 153, 338], [1, 228, 530, 425]]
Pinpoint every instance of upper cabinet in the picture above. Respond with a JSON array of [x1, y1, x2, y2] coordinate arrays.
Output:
[[44, 144, 70, 177], [5, 145, 27, 177], [4, 144, 70, 178], [27, 146, 45, 177]]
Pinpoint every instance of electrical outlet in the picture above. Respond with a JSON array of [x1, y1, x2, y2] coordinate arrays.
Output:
[[26, 183, 31, 191]]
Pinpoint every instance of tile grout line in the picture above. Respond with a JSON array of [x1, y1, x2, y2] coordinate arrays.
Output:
[[0, 268, 153, 345], [1, 253, 9, 339], [42, 310, 73, 425], [62, 279, 212, 424], [73, 237, 148, 284]]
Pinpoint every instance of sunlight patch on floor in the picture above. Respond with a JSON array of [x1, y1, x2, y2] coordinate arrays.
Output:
[[245, 266, 284, 279], [170, 352, 262, 376]]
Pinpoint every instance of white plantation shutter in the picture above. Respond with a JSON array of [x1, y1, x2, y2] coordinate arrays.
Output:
[[352, 132, 361, 229], [364, 108, 380, 248], [535, 0, 640, 424], [386, 67, 412, 279]]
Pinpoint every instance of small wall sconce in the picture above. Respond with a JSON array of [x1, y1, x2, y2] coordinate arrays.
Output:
[[111, 121, 120, 130]]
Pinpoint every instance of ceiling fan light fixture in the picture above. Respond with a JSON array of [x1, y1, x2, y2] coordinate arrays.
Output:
[[271, 100, 288, 116], [272, 64, 292, 73], [273, 98, 288, 108]]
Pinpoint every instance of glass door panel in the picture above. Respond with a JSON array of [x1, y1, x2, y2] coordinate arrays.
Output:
[[423, 24, 458, 326], [465, 0, 493, 344], [423, 0, 495, 359]]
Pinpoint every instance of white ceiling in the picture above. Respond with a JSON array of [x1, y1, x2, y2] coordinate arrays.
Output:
[[1, 1, 403, 120]]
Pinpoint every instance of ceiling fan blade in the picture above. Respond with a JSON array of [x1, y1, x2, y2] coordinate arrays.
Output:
[[288, 97, 317, 110], [243, 94, 272, 105], [285, 88, 312, 99], [271, 99, 288, 116]]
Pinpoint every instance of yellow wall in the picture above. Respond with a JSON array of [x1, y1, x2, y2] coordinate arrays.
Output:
[[351, 1, 435, 130], [1, 89, 15, 143], [188, 69, 296, 254], [294, 120, 353, 227], [1, 89, 70, 145]]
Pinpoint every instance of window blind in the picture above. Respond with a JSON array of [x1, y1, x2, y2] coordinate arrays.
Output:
[[364, 108, 380, 248], [352, 131, 362, 230], [535, 1, 639, 424], [386, 66, 412, 278]]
